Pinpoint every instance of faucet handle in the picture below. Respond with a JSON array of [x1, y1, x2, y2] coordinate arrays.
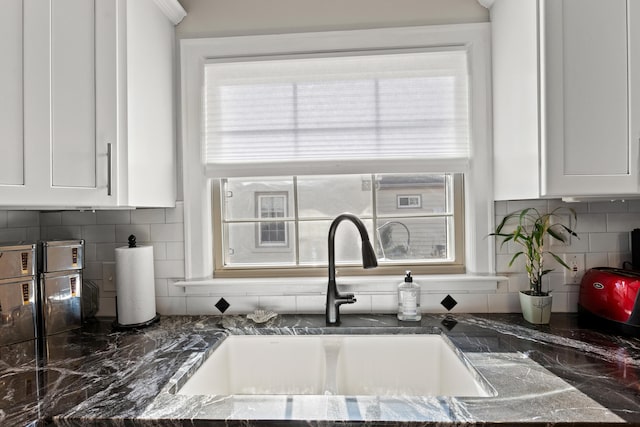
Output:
[[342, 293, 356, 303]]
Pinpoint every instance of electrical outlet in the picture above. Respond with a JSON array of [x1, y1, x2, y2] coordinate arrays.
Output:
[[103, 262, 116, 292], [562, 254, 585, 285]]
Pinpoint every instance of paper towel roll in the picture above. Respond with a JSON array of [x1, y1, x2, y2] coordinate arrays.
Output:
[[115, 245, 156, 326]]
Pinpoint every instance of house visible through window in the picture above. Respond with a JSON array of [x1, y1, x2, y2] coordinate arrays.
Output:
[[256, 193, 288, 247], [397, 195, 422, 209]]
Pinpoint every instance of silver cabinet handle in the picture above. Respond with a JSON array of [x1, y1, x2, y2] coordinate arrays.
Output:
[[107, 143, 112, 196]]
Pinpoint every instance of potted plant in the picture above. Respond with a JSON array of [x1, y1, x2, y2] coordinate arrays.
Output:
[[491, 207, 578, 324]]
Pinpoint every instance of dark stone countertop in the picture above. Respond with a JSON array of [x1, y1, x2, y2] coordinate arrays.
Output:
[[1, 313, 640, 426]]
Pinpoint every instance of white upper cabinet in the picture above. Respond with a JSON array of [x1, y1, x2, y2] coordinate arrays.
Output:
[[487, 0, 640, 200], [0, 0, 184, 208], [0, 0, 25, 188]]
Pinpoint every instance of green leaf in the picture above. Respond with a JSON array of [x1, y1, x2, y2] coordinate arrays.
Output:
[[508, 251, 524, 267], [549, 252, 570, 270]]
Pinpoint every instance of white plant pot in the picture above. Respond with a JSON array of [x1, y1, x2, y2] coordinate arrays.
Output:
[[519, 291, 553, 324]]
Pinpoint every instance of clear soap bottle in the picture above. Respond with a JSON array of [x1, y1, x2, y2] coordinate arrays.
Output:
[[397, 271, 421, 321]]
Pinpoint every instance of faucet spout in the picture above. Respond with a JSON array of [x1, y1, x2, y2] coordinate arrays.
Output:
[[326, 213, 378, 325]]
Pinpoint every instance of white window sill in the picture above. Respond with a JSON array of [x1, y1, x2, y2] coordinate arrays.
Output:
[[173, 274, 504, 297]]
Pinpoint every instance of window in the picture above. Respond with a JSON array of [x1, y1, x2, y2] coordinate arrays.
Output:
[[215, 174, 463, 275], [397, 195, 422, 209], [180, 25, 494, 281], [256, 193, 288, 247]]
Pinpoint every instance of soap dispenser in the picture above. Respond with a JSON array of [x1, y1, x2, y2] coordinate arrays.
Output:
[[397, 271, 421, 321]]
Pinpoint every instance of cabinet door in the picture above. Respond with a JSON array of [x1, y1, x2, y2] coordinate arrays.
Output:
[[47, 0, 116, 207], [631, 1, 640, 167], [0, 0, 25, 188], [543, 0, 637, 196]]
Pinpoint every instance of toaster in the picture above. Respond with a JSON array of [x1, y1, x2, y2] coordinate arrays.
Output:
[[578, 267, 640, 334]]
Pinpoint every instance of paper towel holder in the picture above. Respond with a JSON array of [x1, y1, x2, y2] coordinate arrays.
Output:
[[112, 235, 160, 331], [113, 312, 160, 330]]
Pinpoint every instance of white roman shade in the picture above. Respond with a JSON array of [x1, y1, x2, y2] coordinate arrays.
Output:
[[203, 49, 470, 177]]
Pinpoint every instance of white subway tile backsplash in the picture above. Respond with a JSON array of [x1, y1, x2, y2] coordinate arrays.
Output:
[[157, 296, 187, 315], [154, 259, 185, 279], [154, 279, 169, 297], [258, 296, 297, 314], [97, 210, 131, 225], [62, 211, 97, 226], [95, 243, 116, 262], [43, 225, 82, 240], [295, 295, 325, 314], [421, 294, 449, 313], [487, 292, 520, 313], [26, 227, 40, 241], [165, 202, 184, 223], [132, 209, 165, 225], [628, 200, 640, 212], [586, 252, 608, 269], [341, 295, 372, 313], [185, 296, 221, 315], [606, 213, 640, 232], [506, 274, 530, 293], [546, 272, 568, 291], [370, 295, 395, 313], [40, 212, 61, 226], [551, 292, 568, 312], [185, 296, 256, 315], [494, 200, 508, 215], [548, 200, 589, 213], [166, 242, 185, 260], [567, 291, 579, 312], [115, 224, 151, 243], [589, 200, 628, 213], [97, 297, 116, 317], [449, 293, 489, 313], [0, 228, 27, 242], [168, 279, 186, 297], [84, 262, 103, 281], [496, 253, 525, 273], [0, 194, 627, 318], [506, 200, 548, 213], [574, 213, 607, 233], [607, 252, 632, 270], [151, 242, 167, 260], [8, 211, 39, 227], [150, 223, 184, 242], [84, 243, 97, 262], [589, 232, 629, 253], [83, 225, 116, 243]]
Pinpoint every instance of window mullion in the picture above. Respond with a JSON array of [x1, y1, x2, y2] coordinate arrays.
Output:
[[293, 176, 300, 267], [371, 173, 379, 258]]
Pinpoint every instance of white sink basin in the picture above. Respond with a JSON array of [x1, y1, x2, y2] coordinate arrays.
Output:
[[178, 334, 494, 397]]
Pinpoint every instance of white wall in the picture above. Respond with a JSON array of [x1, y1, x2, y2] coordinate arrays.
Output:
[[176, 0, 489, 38]]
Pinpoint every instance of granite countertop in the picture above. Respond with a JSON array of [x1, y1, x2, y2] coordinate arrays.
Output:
[[2, 313, 640, 426]]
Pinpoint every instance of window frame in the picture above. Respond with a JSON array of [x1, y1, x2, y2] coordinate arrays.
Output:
[[180, 24, 495, 281], [212, 174, 465, 278]]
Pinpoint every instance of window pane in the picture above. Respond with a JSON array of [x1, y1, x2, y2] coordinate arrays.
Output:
[[375, 217, 450, 262], [217, 173, 460, 270], [376, 174, 450, 216], [224, 222, 296, 266], [224, 177, 293, 220], [298, 219, 374, 266], [298, 175, 372, 218]]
